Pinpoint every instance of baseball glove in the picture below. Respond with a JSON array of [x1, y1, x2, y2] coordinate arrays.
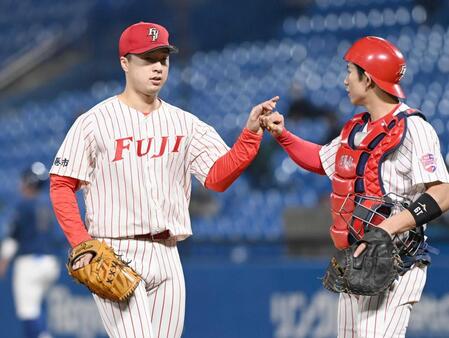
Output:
[[67, 239, 141, 302], [322, 227, 402, 296]]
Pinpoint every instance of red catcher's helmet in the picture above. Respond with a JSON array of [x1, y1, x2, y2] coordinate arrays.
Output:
[[344, 36, 406, 98]]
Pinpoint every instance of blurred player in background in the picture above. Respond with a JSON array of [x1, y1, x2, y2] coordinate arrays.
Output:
[[0, 162, 63, 338], [49, 21, 277, 338], [261, 36, 449, 337]]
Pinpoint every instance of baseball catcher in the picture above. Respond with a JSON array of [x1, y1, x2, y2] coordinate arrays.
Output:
[[67, 239, 141, 302], [261, 35, 449, 337]]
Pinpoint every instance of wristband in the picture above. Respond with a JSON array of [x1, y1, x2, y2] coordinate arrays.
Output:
[[407, 193, 442, 226]]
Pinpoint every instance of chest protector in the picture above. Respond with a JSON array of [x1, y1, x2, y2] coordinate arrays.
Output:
[[330, 108, 423, 250]]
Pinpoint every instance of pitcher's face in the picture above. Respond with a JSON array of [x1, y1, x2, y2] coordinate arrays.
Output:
[[121, 49, 170, 96]]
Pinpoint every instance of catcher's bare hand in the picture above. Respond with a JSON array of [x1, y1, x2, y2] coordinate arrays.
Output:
[[72, 253, 94, 270], [259, 111, 284, 137], [246, 96, 279, 134], [353, 243, 366, 257]]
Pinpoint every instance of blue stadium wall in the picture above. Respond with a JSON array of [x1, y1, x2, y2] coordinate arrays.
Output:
[[1, 256, 448, 338]]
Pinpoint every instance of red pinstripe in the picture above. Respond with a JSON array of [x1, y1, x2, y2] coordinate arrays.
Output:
[[110, 301, 120, 337], [170, 247, 184, 338], [337, 296, 342, 337], [384, 270, 413, 334], [70, 118, 85, 176], [152, 243, 166, 337], [91, 113, 105, 236], [350, 295, 355, 338], [384, 288, 391, 322], [104, 105, 116, 236], [373, 295, 381, 336], [388, 267, 425, 337], [112, 103, 124, 237], [364, 296, 372, 336], [120, 104, 135, 235], [145, 241, 154, 285], [167, 244, 181, 336], [389, 278, 415, 336], [161, 244, 175, 337], [150, 274, 159, 324], [133, 286, 145, 338]]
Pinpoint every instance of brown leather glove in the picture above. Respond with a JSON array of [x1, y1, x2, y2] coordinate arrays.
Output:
[[67, 239, 141, 302]]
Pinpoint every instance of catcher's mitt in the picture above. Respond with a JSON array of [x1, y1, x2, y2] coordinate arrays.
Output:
[[67, 239, 141, 302], [322, 227, 402, 296]]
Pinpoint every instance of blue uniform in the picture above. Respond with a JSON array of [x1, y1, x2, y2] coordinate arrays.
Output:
[[9, 193, 64, 257], [2, 189, 65, 338]]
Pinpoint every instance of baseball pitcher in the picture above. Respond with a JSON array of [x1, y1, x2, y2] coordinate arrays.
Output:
[[49, 21, 278, 338]]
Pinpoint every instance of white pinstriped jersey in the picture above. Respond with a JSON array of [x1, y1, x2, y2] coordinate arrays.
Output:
[[50, 96, 229, 240], [319, 102, 449, 338], [319, 103, 449, 203]]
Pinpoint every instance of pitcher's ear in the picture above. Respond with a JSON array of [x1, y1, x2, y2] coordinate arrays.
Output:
[[120, 56, 129, 72]]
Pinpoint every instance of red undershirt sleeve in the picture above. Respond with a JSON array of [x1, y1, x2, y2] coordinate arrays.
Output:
[[275, 128, 326, 175], [49, 174, 92, 247], [205, 128, 262, 192]]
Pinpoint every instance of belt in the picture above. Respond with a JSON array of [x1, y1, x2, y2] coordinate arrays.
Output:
[[132, 230, 171, 241]]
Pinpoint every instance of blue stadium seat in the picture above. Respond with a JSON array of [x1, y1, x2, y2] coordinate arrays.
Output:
[[2, 0, 449, 241]]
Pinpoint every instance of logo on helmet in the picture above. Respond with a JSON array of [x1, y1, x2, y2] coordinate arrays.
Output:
[[148, 28, 159, 41], [397, 65, 406, 81]]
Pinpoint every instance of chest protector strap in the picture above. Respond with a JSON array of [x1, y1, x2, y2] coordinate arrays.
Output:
[[330, 109, 422, 249]]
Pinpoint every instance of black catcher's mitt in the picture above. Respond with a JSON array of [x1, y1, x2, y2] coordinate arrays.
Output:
[[322, 227, 402, 296]]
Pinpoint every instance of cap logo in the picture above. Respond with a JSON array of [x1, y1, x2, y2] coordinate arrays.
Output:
[[148, 28, 159, 41], [397, 64, 406, 81]]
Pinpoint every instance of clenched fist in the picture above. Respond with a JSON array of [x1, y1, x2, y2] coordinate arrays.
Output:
[[259, 111, 284, 137]]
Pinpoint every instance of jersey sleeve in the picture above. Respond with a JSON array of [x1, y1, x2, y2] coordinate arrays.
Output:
[[49, 114, 96, 182], [318, 135, 341, 178], [189, 118, 230, 185], [408, 116, 449, 186]]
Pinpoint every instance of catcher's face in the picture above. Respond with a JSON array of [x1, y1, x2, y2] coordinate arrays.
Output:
[[121, 49, 170, 97], [344, 63, 369, 106]]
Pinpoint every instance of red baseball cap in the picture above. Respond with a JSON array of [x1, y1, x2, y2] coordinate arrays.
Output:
[[119, 22, 178, 57]]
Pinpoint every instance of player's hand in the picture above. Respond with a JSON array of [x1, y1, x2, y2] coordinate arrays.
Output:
[[246, 96, 280, 134], [259, 111, 284, 137], [71, 252, 94, 270], [353, 243, 366, 258]]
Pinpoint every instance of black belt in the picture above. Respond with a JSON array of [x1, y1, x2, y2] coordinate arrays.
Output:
[[132, 230, 171, 241]]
